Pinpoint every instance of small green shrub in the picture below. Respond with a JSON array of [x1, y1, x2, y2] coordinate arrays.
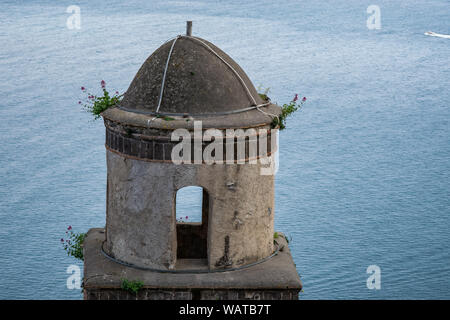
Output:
[[79, 80, 122, 120], [257, 88, 307, 130], [61, 226, 86, 261], [271, 94, 307, 130], [274, 232, 279, 239], [121, 279, 144, 294]]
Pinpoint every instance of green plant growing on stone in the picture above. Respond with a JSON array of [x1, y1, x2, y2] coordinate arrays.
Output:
[[156, 114, 175, 121], [274, 232, 279, 239], [79, 80, 122, 120], [257, 85, 271, 101], [61, 226, 86, 261], [271, 94, 307, 130], [121, 279, 144, 294], [257, 87, 307, 130]]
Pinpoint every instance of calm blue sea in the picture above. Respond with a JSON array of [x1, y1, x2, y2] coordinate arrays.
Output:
[[0, 0, 449, 299]]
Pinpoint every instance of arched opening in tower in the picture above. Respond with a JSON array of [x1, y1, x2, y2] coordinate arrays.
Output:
[[175, 186, 209, 263]]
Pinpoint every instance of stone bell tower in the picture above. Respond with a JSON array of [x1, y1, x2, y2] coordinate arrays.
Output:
[[83, 22, 301, 300]]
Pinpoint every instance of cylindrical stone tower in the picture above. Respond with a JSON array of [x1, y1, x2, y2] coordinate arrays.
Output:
[[102, 34, 280, 271], [83, 26, 302, 300]]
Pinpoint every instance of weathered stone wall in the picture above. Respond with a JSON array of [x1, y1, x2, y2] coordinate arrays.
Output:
[[83, 228, 302, 301], [84, 288, 298, 300], [105, 147, 274, 270]]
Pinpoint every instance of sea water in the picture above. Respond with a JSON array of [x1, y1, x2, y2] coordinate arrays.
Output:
[[0, 0, 449, 299]]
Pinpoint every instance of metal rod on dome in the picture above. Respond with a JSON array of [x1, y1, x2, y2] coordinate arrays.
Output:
[[186, 21, 192, 36], [155, 36, 180, 113]]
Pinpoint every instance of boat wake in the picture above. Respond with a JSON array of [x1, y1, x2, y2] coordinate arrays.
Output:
[[424, 31, 450, 39]]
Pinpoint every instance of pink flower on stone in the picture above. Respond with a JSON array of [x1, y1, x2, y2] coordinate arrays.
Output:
[[81, 86, 85, 91], [68, 225, 72, 231], [302, 97, 307, 102], [60, 238, 64, 242], [185, 216, 188, 219], [293, 94, 298, 102], [101, 80, 106, 89]]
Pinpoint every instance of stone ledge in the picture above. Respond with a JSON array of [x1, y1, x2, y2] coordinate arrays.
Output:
[[84, 288, 300, 300], [83, 228, 302, 293], [102, 104, 281, 130]]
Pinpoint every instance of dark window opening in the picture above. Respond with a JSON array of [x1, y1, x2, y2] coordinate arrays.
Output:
[[176, 186, 209, 260]]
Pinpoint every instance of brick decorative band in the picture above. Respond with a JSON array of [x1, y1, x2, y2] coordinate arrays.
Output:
[[105, 126, 276, 163]]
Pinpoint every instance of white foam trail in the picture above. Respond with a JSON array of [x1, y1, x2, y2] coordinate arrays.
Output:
[[424, 31, 450, 39]]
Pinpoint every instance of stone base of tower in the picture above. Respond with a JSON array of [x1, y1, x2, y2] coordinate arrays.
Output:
[[83, 228, 302, 300]]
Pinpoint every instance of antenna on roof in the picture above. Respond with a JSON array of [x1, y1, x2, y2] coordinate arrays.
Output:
[[186, 21, 192, 36]]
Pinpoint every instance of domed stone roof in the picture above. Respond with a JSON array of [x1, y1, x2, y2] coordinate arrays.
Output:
[[119, 36, 265, 116]]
